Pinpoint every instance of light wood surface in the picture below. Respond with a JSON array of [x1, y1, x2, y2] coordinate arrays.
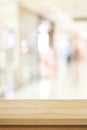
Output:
[[0, 126, 87, 130], [0, 100, 87, 125]]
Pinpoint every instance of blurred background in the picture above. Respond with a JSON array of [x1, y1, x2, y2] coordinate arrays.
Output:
[[0, 0, 87, 99]]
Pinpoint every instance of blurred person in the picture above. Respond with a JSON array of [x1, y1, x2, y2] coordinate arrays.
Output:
[[70, 33, 86, 82], [67, 41, 74, 64], [73, 33, 86, 62], [46, 46, 56, 78]]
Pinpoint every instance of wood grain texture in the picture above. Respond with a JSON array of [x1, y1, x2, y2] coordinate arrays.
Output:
[[0, 100, 87, 125]]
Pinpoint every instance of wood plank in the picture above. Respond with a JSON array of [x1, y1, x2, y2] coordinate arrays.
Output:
[[0, 100, 87, 125], [0, 126, 87, 130]]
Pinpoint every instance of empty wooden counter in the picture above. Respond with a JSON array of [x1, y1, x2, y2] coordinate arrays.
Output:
[[0, 100, 87, 130]]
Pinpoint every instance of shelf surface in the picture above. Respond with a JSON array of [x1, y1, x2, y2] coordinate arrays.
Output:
[[0, 100, 87, 125]]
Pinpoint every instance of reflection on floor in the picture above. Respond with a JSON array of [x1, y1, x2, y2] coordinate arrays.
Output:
[[1, 61, 87, 99]]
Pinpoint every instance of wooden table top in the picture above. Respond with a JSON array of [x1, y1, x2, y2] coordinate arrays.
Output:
[[0, 100, 87, 125]]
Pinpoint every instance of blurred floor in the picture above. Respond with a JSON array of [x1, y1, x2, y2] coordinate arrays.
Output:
[[1, 60, 87, 99]]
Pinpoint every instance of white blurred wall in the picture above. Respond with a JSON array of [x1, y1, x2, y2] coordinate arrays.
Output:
[[0, 0, 20, 68]]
